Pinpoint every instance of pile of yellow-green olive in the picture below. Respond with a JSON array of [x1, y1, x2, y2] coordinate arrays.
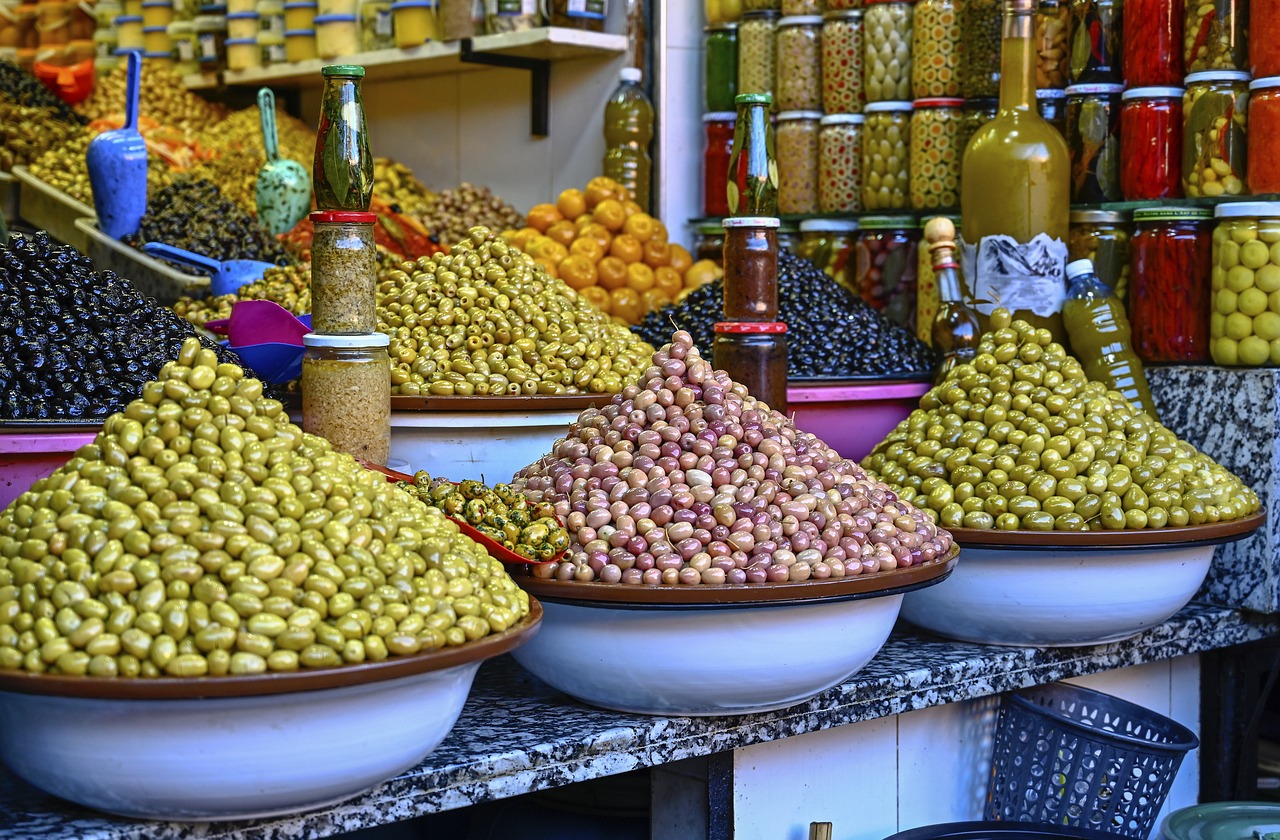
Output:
[[862, 309, 1260, 531], [0, 338, 529, 678]]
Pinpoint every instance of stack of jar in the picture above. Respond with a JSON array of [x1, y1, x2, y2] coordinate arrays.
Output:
[[192, 3, 225, 75], [140, 0, 173, 64], [314, 0, 356, 57], [282, 0, 312, 61], [256, 0, 282, 63], [220, 0, 255, 68]]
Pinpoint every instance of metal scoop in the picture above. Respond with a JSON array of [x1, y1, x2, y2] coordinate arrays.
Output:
[[141, 242, 277, 297], [86, 51, 147, 240], [254, 88, 312, 236]]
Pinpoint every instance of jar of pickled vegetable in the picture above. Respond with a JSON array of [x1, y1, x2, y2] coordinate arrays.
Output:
[[777, 111, 822, 214], [1184, 0, 1246, 72], [1252, 5, 1280, 77], [862, 100, 912, 210], [1068, 0, 1122, 83], [1036, 0, 1070, 88], [738, 10, 778, 107], [1209, 203, 1280, 366], [694, 222, 727, 265], [960, 0, 1000, 98], [1119, 86, 1183, 200], [1068, 209, 1131, 300], [1036, 88, 1068, 137], [1065, 83, 1123, 203], [783, 0, 822, 11], [777, 15, 823, 110], [862, 0, 913, 103], [856, 215, 919, 328], [1130, 206, 1212, 362], [960, 97, 997, 152], [703, 112, 736, 218], [909, 97, 962, 209], [704, 23, 739, 112], [818, 112, 864, 212], [745, 0, 781, 8], [1123, 0, 1183, 86], [796, 218, 860, 293], [1248, 78, 1280, 194], [910, 0, 959, 97], [827, 0, 860, 7], [1182, 70, 1248, 197], [821, 9, 863, 113], [917, 213, 957, 342]]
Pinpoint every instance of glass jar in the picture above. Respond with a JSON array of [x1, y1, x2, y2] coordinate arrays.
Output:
[[916, 213, 957, 342], [1119, 86, 1184, 200], [821, 9, 863, 113], [1253, 5, 1280, 77], [779, 221, 801, 254], [909, 96, 963, 210], [283, 0, 316, 28], [910, 0, 960, 97], [782, 0, 822, 12], [1122, 0, 1182, 86], [1130, 206, 1212, 362], [1182, 70, 1249, 197], [259, 29, 285, 63], [745, 0, 781, 8], [729, 92, 779, 216], [723, 216, 781, 320], [1035, 0, 1070, 88], [315, 65, 373, 212], [796, 218, 860, 293], [1068, 209, 1131, 300], [167, 19, 198, 72], [738, 10, 778, 108], [862, 0, 912, 103], [704, 23, 738, 112], [301, 333, 391, 465], [545, 0, 605, 30], [705, 0, 743, 23], [193, 13, 224, 72], [1209, 202, 1280, 366], [861, 100, 912, 210], [776, 15, 822, 110], [1184, 0, 1246, 72], [258, 0, 285, 34], [285, 26, 317, 58], [1068, 0, 1122, 83], [713, 322, 788, 412], [1249, 78, 1280, 195], [1065, 82, 1123, 203], [486, 0, 541, 32], [776, 110, 822, 214], [856, 215, 919, 329], [1036, 87, 1068, 137], [827, 0, 860, 7], [314, 13, 358, 57], [959, 96, 997, 152], [391, 0, 439, 45], [311, 211, 377, 333], [695, 223, 727, 265], [358, 0, 393, 49], [818, 113, 864, 213], [960, 0, 1000, 98], [439, 0, 477, 39], [703, 111, 736, 218]]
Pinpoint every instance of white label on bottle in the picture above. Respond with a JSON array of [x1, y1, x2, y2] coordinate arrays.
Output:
[[374, 8, 391, 34], [177, 38, 194, 60], [960, 232, 1068, 318], [495, 0, 534, 13], [198, 32, 217, 59], [565, 0, 604, 18]]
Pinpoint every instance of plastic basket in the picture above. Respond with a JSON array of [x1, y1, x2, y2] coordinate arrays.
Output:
[[75, 218, 210, 305], [0, 170, 19, 222], [985, 682, 1199, 838], [11, 165, 95, 251]]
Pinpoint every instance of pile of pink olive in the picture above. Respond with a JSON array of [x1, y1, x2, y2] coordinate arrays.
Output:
[[515, 331, 953, 585]]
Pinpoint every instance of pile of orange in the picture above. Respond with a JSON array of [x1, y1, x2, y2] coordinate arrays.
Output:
[[508, 177, 723, 324]]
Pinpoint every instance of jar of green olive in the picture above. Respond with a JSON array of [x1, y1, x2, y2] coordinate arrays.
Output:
[[310, 209, 377, 334], [821, 9, 864, 113], [960, 0, 1001, 98], [910, 0, 959, 98], [862, 0, 913, 102], [1036, 87, 1067, 137], [776, 15, 823, 110], [1182, 70, 1249, 198], [738, 10, 779, 107], [301, 331, 391, 464], [819, 112, 865, 212], [1209, 202, 1280, 366], [797, 218, 861, 293], [909, 96, 963, 210], [861, 100, 912, 210], [1068, 209, 1131, 300], [777, 110, 822, 214]]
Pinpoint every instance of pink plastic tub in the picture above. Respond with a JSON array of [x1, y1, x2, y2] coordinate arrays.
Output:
[[787, 380, 930, 463], [0, 429, 98, 510]]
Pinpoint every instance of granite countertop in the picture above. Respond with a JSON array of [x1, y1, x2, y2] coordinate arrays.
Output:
[[2, 601, 1276, 840]]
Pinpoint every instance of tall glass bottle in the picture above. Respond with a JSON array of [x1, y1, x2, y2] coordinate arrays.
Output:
[[923, 216, 981, 381], [602, 66, 655, 210], [960, 0, 1070, 340], [314, 64, 373, 212], [727, 92, 779, 216]]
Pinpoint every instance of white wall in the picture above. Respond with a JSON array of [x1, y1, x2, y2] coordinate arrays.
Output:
[[654, 0, 704, 249]]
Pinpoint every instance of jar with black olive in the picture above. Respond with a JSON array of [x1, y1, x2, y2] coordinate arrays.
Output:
[[1065, 82, 1124, 203]]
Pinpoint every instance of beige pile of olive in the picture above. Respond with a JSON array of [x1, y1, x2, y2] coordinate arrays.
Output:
[[0, 102, 84, 172], [188, 106, 316, 215], [27, 133, 179, 206], [862, 308, 1260, 532], [173, 264, 312, 328], [515, 330, 953, 586], [378, 226, 654, 396], [374, 158, 436, 216], [417, 183, 524, 245], [76, 63, 228, 136], [0, 338, 529, 678]]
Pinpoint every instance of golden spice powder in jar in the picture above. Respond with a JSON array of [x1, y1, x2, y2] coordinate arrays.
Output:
[[302, 332, 391, 464], [310, 210, 377, 334]]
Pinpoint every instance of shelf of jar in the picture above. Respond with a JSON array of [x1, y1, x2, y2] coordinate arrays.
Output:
[[183, 73, 218, 91], [689, 209, 962, 228], [1070, 194, 1280, 213]]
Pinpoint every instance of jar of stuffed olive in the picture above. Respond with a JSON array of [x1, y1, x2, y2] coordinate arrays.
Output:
[[1036, 87, 1068, 137], [1068, 0, 1122, 83], [917, 213, 958, 342], [776, 110, 822, 214], [1184, 0, 1246, 72], [1068, 209, 1131, 301], [1182, 70, 1248, 198], [738, 11, 779, 108], [960, 0, 1000, 98], [910, 0, 960, 97], [776, 15, 823, 110], [909, 97, 963, 209], [1036, 0, 1070, 88], [704, 23, 739, 112], [863, 0, 913, 103], [821, 9, 864, 112], [1065, 82, 1124, 203], [818, 112, 865, 212], [1209, 202, 1280, 367], [856, 215, 920, 328], [862, 100, 912, 209], [796, 218, 860, 292], [959, 97, 997, 152]]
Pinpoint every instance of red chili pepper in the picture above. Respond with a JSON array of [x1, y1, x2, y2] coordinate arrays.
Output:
[[1189, 9, 1216, 65], [1218, 99, 1234, 162]]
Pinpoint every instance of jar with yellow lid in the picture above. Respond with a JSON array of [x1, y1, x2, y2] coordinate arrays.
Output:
[[1209, 202, 1280, 367]]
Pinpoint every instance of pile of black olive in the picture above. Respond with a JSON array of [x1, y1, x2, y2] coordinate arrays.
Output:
[[124, 178, 291, 275], [0, 232, 246, 421], [0, 59, 86, 125], [632, 252, 935, 379]]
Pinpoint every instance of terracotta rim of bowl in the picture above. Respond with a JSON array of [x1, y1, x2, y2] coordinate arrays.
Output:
[[946, 511, 1266, 549], [0, 599, 542, 700]]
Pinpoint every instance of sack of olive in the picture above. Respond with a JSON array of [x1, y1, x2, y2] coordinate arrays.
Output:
[[0, 232, 248, 421], [377, 226, 654, 397], [862, 308, 1261, 532], [513, 330, 954, 586], [632, 251, 936, 380], [0, 101, 86, 172], [0, 337, 532, 677]]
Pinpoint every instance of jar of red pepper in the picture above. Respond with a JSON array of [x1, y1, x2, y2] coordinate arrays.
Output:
[[1248, 77, 1280, 194], [1121, 0, 1183, 86], [1119, 86, 1184, 199], [1129, 206, 1213, 362], [1252, 6, 1280, 77], [702, 111, 736, 218]]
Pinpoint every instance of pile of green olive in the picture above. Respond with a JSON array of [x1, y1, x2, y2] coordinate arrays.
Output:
[[862, 309, 1260, 531], [398, 473, 569, 561], [378, 226, 655, 396], [0, 337, 530, 678], [173, 265, 312, 328]]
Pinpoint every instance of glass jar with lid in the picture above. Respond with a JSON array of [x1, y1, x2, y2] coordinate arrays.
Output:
[[861, 100, 912, 210], [959, 97, 996, 152], [776, 15, 823, 110], [704, 23, 738, 112], [1068, 209, 1131, 301], [818, 112, 864, 213], [301, 332, 391, 465], [694, 223, 727, 265], [1184, 0, 1246, 72], [960, 0, 1000, 98], [796, 219, 860, 293], [1035, 0, 1069, 87], [703, 112, 736, 218], [821, 9, 863, 113], [909, 97, 963, 210], [1122, 0, 1182, 85], [1182, 70, 1249, 198], [1065, 82, 1123, 203], [1036, 88, 1067, 137], [744, 0, 781, 8], [862, 0, 913, 103], [705, 0, 743, 22], [783, 0, 822, 11], [1129, 206, 1212, 362], [486, 0, 542, 32], [1119, 86, 1183, 200], [1068, 0, 1122, 83], [1209, 202, 1280, 367], [856, 215, 920, 329], [910, 0, 960, 98], [1248, 78, 1280, 195], [1253, 8, 1280, 78], [776, 110, 822, 214], [738, 10, 778, 108]]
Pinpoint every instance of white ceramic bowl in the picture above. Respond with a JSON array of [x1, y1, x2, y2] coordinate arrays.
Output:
[[390, 406, 584, 482]]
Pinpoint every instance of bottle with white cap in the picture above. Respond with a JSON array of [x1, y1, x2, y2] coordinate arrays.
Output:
[[602, 66, 654, 210]]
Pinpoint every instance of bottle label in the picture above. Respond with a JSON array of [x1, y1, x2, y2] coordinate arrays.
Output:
[[374, 7, 391, 34], [495, 0, 534, 13], [198, 32, 217, 59], [564, 0, 605, 19], [960, 233, 1068, 318], [177, 37, 194, 60]]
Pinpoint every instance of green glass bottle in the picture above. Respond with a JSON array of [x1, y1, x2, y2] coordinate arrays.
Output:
[[314, 64, 374, 212], [727, 92, 778, 217]]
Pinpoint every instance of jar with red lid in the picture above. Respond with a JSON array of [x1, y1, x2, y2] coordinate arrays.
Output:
[[713, 321, 788, 412], [856, 215, 919, 330], [703, 111, 735, 218], [1119, 86, 1184, 200], [818, 113, 864, 213], [1121, 0, 1183, 86], [1128, 206, 1212, 362], [1248, 78, 1280, 194]]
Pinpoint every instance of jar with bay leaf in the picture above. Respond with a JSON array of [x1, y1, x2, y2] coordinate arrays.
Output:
[[1068, 0, 1122, 83]]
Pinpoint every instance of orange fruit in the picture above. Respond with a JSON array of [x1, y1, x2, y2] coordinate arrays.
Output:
[[650, 221, 669, 244], [526, 203, 563, 233], [684, 258, 723, 288], [597, 256, 630, 291], [575, 214, 595, 231], [558, 254, 598, 290], [669, 243, 693, 275], [534, 258, 559, 279], [654, 266, 683, 299], [610, 233, 643, 264], [569, 236, 605, 264], [529, 238, 568, 264], [609, 287, 645, 323], [642, 289, 671, 313], [584, 177, 620, 209], [593, 198, 627, 232], [642, 239, 673, 268], [622, 199, 644, 219], [626, 262, 656, 293], [545, 219, 579, 248], [580, 285, 611, 313], [578, 222, 612, 252], [509, 226, 541, 251], [556, 188, 587, 220], [622, 212, 656, 243]]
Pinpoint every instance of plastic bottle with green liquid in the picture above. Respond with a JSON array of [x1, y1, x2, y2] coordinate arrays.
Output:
[[602, 67, 654, 210]]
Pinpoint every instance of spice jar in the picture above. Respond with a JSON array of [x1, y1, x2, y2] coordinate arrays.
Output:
[[1065, 82, 1123, 203], [705, 0, 742, 20], [545, 0, 604, 29], [1122, 0, 1182, 85], [486, 0, 540, 32], [856, 215, 919, 329], [1253, 3, 1280, 77], [796, 218, 860, 293], [704, 23, 738, 112], [226, 8, 257, 37], [728, 92, 779, 216], [776, 15, 822, 110], [1184, 0, 1246, 72], [311, 210, 377, 334], [1250, 77, 1280, 194], [703, 111, 735, 217], [917, 212, 957, 341], [776, 110, 821, 214], [738, 10, 778, 108], [1130, 206, 1212, 362], [142, 0, 174, 27], [284, 26, 316, 58], [314, 12, 357, 55], [1036, 88, 1068, 136], [862, 0, 912, 102], [818, 112, 864, 212], [1209, 202, 1280, 367], [144, 23, 171, 51], [315, 65, 373, 211], [1119, 86, 1184, 199], [722, 216, 781, 321], [960, 0, 1000, 98], [910, 0, 959, 97], [116, 13, 145, 48], [695, 223, 727, 265], [1068, 0, 1122, 83], [1035, 0, 1069, 88], [283, 0, 315, 27], [301, 332, 391, 464], [821, 9, 863, 113], [714, 322, 788, 411], [439, 0, 476, 38], [909, 96, 962, 209], [960, 96, 996, 151], [1182, 69, 1248, 197], [359, 0, 393, 49], [861, 100, 911, 210], [1068, 209, 1130, 300], [391, 1, 439, 46]]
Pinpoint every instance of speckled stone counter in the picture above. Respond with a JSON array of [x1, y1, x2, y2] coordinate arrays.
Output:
[[1, 601, 1275, 840]]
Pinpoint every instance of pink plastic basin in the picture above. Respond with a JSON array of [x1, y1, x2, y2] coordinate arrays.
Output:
[[787, 380, 930, 463], [0, 430, 98, 511]]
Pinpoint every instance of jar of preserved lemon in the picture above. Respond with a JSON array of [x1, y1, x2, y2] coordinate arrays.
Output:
[[1209, 202, 1280, 367]]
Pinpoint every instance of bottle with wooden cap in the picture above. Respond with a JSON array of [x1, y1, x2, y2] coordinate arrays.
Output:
[[924, 216, 981, 381]]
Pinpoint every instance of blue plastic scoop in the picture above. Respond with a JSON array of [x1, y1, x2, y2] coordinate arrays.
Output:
[[141, 242, 277, 297], [86, 51, 147, 239]]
